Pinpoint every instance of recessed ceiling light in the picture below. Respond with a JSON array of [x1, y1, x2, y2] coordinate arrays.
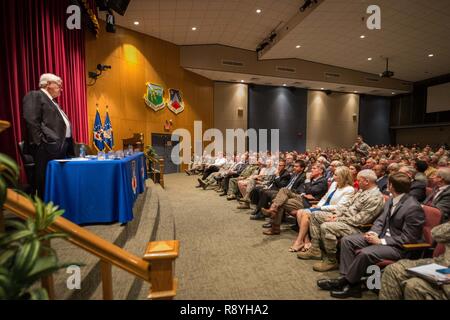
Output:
[[256, 9, 262, 14], [191, 27, 197, 31], [296, 45, 301, 48], [320, 88, 324, 90], [240, 80, 244, 83], [283, 84, 287, 86], [392, 92, 395, 95], [354, 91, 358, 93], [367, 57, 372, 61], [134, 21, 139, 25], [360, 35, 365, 39], [428, 53, 434, 57]]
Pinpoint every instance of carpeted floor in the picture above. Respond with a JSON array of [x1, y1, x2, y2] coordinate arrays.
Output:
[[166, 173, 377, 300]]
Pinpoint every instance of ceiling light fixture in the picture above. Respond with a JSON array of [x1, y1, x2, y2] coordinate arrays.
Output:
[[392, 92, 395, 95], [320, 88, 324, 90], [283, 84, 287, 86], [360, 35, 365, 39], [240, 80, 244, 83], [367, 57, 372, 61], [296, 45, 301, 48], [133, 21, 139, 25], [428, 53, 434, 57], [256, 9, 262, 13], [354, 91, 358, 93], [191, 27, 197, 31]]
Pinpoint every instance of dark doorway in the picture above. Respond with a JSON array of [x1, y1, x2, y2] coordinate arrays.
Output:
[[151, 133, 180, 174]]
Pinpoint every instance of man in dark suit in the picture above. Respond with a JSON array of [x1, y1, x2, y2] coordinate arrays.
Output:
[[423, 167, 450, 222], [249, 159, 291, 220], [23, 73, 75, 197], [373, 164, 388, 194], [261, 161, 328, 235], [316, 172, 425, 298], [399, 165, 427, 202]]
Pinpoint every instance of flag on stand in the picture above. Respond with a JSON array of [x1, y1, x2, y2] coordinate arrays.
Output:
[[103, 107, 114, 150], [93, 109, 104, 151]]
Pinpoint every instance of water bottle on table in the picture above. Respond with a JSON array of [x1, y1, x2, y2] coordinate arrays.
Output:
[[79, 145, 86, 158]]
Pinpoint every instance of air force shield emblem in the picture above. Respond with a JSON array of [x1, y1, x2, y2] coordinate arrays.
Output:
[[168, 88, 184, 114], [144, 83, 165, 111]]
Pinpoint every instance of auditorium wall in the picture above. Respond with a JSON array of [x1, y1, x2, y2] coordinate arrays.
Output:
[[358, 95, 391, 146], [306, 91, 359, 150], [213, 82, 248, 135], [248, 85, 307, 152], [85, 21, 214, 153], [395, 126, 450, 146]]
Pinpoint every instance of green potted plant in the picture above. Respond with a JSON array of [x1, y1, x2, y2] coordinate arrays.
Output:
[[0, 151, 76, 300]]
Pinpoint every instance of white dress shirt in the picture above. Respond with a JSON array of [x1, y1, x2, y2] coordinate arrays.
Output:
[[41, 89, 71, 138], [380, 193, 405, 245]]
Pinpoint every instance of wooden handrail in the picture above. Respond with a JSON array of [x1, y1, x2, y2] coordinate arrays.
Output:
[[4, 189, 179, 299], [146, 154, 165, 188]]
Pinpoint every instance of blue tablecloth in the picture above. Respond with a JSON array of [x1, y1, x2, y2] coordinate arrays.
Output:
[[45, 152, 147, 225]]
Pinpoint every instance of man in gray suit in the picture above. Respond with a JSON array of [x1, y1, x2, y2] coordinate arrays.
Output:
[[423, 167, 450, 222], [316, 172, 425, 298]]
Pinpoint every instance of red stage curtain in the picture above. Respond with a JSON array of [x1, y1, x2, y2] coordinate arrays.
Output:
[[0, 0, 89, 175]]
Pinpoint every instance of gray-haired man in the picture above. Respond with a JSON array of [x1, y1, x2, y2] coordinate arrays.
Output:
[[23, 73, 75, 197]]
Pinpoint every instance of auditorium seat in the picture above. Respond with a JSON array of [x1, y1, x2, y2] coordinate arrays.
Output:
[[17, 141, 35, 187], [374, 205, 442, 268]]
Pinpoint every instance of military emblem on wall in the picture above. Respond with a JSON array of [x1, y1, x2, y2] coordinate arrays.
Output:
[[168, 88, 185, 114], [143, 83, 165, 111]]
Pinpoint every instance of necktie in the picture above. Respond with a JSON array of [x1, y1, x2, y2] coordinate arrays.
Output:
[[425, 188, 439, 206]]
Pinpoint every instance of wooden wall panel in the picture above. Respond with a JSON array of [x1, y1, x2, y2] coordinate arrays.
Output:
[[85, 21, 213, 152]]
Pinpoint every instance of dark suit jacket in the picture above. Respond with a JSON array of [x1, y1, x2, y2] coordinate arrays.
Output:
[[269, 169, 291, 190], [23, 90, 72, 155], [371, 194, 425, 248], [298, 175, 328, 200], [409, 180, 427, 203], [376, 175, 388, 194], [423, 185, 450, 222], [291, 171, 307, 193]]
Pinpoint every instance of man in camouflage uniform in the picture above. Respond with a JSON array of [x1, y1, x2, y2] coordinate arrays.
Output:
[[379, 221, 450, 300], [298, 169, 384, 272], [226, 160, 259, 200]]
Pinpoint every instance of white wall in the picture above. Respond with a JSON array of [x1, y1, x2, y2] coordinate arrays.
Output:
[[306, 91, 359, 150]]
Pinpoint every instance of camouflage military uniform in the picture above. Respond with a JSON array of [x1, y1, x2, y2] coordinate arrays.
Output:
[[308, 187, 384, 264], [227, 165, 259, 196], [379, 221, 450, 300]]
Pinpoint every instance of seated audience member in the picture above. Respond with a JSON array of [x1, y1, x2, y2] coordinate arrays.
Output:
[[362, 158, 377, 170], [199, 152, 226, 181], [349, 164, 361, 190], [317, 173, 425, 298], [423, 167, 450, 222], [398, 165, 427, 202], [297, 169, 384, 272], [226, 159, 259, 200], [387, 162, 400, 175], [325, 160, 343, 184], [259, 160, 307, 235], [414, 159, 428, 183], [373, 164, 388, 194], [237, 159, 276, 209], [218, 154, 248, 195], [289, 166, 356, 253], [379, 221, 450, 300], [424, 156, 438, 178], [249, 160, 291, 220], [198, 156, 235, 190], [262, 162, 327, 235]]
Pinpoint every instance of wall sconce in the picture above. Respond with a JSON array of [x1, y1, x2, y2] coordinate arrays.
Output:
[[352, 113, 357, 121], [237, 106, 244, 116]]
